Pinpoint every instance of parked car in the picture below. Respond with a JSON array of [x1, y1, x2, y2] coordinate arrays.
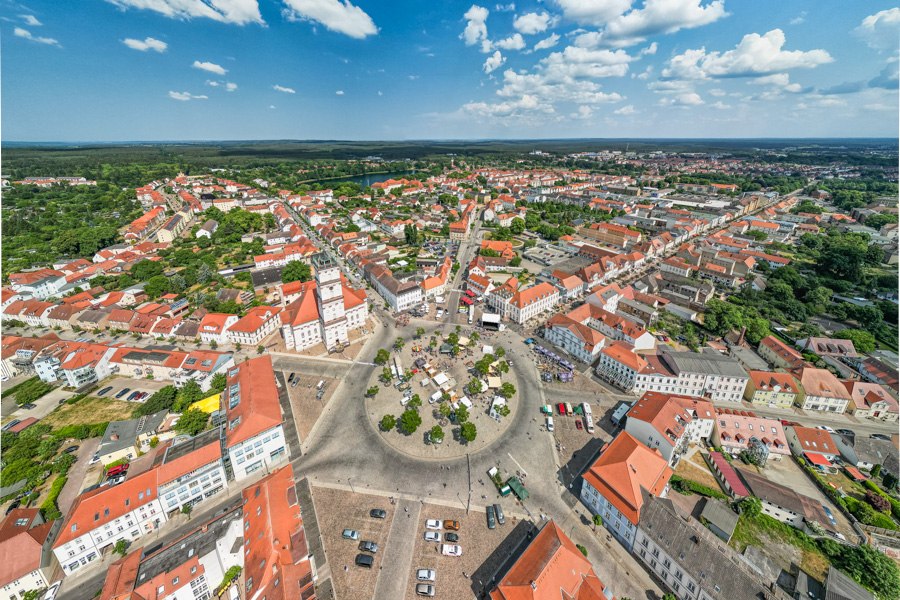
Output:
[[355, 554, 374, 568], [486, 505, 497, 529], [108, 474, 126, 486], [127, 391, 141, 401], [416, 569, 436, 582], [816, 425, 836, 433], [370, 508, 387, 519], [822, 505, 837, 526], [425, 519, 441, 530], [871, 433, 891, 441], [443, 520, 460, 531], [342, 529, 360, 540], [415, 584, 435, 597], [89, 452, 100, 465], [359, 541, 378, 553], [444, 532, 459, 543], [97, 386, 113, 396], [835, 428, 855, 437], [63, 445, 79, 454], [106, 464, 129, 477], [575, 420, 583, 430], [115, 388, 131, 399], [494, 504, 505, 525], [41, 581, 61, 600], [5, 500, 21, 515], [441, 544, 462, 557], [21, 403, 36, 410], [424, 531, 441, 542], [545, 417, 554, 432]]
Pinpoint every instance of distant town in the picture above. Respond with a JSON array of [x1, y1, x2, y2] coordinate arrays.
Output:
[[1, 141, 898, 600]]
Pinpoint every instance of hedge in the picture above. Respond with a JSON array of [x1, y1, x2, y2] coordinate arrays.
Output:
[[40, 476, 67, 521], [52, 422, 109, 441], [670, 474, 728, 500], [863, 480, 900, 522]]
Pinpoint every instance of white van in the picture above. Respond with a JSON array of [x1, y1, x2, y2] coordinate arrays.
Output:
[[546, 417, 554, 432], [316, 380, 325, 390]]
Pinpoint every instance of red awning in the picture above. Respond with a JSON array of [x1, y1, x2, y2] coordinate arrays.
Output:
[[805, 453, 831, 467], [844, 466, 868, 481]]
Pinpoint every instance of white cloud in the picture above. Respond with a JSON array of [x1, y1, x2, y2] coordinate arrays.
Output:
[[496, 67, 625, 104], [483, 50, 506, 73], [541, 46, 634, 79], [107, 0, 263, 26], [533, 33, 560, 51], [571, 105, 593, 119], [752, 73, 802, 92], [709, 88, 726, 96], [662, 29, 832, 80], [639, 42, 657, 56], [513, 11, 554, 35], [207, 80, 220, 87], [710, 100, 730, 109], [463, 93, 553, 117], [335, 89, 345, 95], [273, 84, 296, 93], [13, 27, 59, 46], [461, 5, 490, 46], [377, 90, 383, 96], [169, 90, 208, 101], [635, 66, 652, 79], [495, 3, 515, 12], [122, 36, 167, 52], [854, 8, 900, 53], [225, 82, 238, 91], [555, 0, 632, 26], [495, 33, 525, 50], [790, 11, 807, 25], [282, 0, 378, 39], [20, 15, 41, 26], [659, 92, 704, 106], [193, 60, 227, 75], [614, 104, 636, 115], [269, 104, 276, 109], [605, 0, 728, 42]]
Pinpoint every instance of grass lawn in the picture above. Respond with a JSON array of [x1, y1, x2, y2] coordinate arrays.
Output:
[[730, 513, 830, 580], [819, 470, 867, 499], [675, 454, 723, 491], [43, 396, 134, 428]]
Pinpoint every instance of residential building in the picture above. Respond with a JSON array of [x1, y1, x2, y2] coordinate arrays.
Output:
[[488, 520, 612, 600], [736, 468, 830, 530], [632, 351, 749, 403], [486, 278, 559, 325], [580, 431, 673, 550], [97, 410, 168, 465], [711, 408, 789, 459], [8, 269, 67, 300], [544, 312, 607, 365], [595, 340, 648, 391], [796, 337, 858, 359], [795, 368, 852, 414], [843, 381, 899, 421], [222, 356, 287, 481], [785, 426, 839, 466], [744, 370, 802, 409], [198, 313, 238, 345], [634, 495, 776, 600], [156, 429, 227, 514], [241, 465, 316, 600], [226, 306, 281, 347], [363, 262, 422, 312], [0, 509, 55, 600], [196, 219, 218, 239], [758, 336, 806, 370], [624, 392, 715, 465]]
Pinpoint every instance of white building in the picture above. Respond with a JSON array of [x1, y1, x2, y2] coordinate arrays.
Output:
[[486, 279, 559, 325], [156, 430, 227, 514], [633, 351, 749, 403], [198, 313, 239, 345], [8, 270, 67, 300], [624, 391, 715, 466], [796, 367, 852, 414], [595, 341, 649, 391], [222, 356, 288, 481], [226, 306, 281, 347], [544, 314, 607, 364]]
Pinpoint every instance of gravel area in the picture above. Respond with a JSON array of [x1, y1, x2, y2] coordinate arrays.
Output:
[[283, 371, 339, 441], [403, 503, 523, 600], [312, 486, 397, 600]]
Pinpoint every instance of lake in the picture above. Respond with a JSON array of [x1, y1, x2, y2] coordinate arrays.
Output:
[[327, 171, 413, 187]]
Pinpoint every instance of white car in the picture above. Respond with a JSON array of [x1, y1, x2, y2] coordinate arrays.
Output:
[[416, 569, 436, 582], [425, 519, 442, 530], [441, 544, 462, 557], [815, 425, 836, 433], [42, 582, 61, 600], [424, 531, 441, 542]]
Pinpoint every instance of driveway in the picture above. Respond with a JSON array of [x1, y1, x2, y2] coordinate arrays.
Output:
[[5, 386, 74, 423], [57, 437, 102, 513]]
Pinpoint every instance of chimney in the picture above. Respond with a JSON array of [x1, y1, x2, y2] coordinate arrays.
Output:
[[111, 434, 119, 441], [530, 581, 537, 590]]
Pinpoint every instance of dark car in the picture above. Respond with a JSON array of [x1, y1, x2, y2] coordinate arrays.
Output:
[[444, 532, 459, 543], [486, 505, 496, 530], [871, 433, 891, 441], [97, 386, 114, 397], [835, 428, 855, 437], [64, 445, 79, 454], [369, 508, 387, 519], [5, 500, 20, 515], [115, 388, 131, 399], [21, 403, 36, 410], [355, 554, 374, 568], [359, 540, 379, 553], [127, 391, 141, 401], [494, 504, 505, 525]]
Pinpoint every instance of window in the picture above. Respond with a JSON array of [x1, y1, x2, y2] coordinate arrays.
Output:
[[157, 586, 165, 595]]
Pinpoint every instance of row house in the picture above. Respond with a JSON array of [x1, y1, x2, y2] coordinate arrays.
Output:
[[544, 312, 607, 365], [0, 333, 59, 379], [0, 509, 56, 600], [796, 367, 852, 414], [843, 380, 899, 421], [226, 306, 282, 347], [580, 431, 673, 551], [596, 340, 648, 391], [8, 269, 67, 300], [744, 370, 801, 409], [624, 391, 715, 466], [198, 313, 239, 345], [785, 426, 838, 466], [486, 279, 559, 325], [710, 408, 789, 459], [123, 207, 167, 243], [420, 256, 452, 300], [363, 262, 422, 312], [222, 356, 288, 481], [155, 429, 227, 514], [634, 351, 749, 403], [757, 335, 807, 370], [589, 305, 656, 351], [155, 211, 191, 243]]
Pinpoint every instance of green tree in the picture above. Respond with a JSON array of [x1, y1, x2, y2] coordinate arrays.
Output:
[[380, 414, 396, 431], [834, 329, 877, 353], [460, 421, 477, 443], [114, 539, 130, 556], [209, 373, 227, 395], [455, 405, 469, 423], [818, 540, 900, 600], [281, 260, 312, 284], [131, 259, 164, 281], [404, 224, 419, 246], [415, 327, 426, 339], [366, 386, 380, 397], [592, 514, 603, 528], [380, 367, 393, 383], [144, 275, 170, 298], [149, 436, 159, 448], [408, 394, 423, 410], [174, 380, 203, 412], [133, 386, 177, 417], [393, 337, 405, 350], [739, 496, 762, 517], [399, 409, 422, 434], [510, 217, 525, 235], [498, 382, 516, 399], [174, 409, 209, 436], [439, 403, 452, 419], [256, 345, 264, 354], [181, 503, 193, 518], [429, 425, 444, 444], [374, 349, 390, 365]]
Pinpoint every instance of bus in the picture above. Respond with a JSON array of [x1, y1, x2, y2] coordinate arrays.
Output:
[[582, 403, 595, 434]]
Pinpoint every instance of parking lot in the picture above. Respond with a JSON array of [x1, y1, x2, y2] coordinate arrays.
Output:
[[312, 486, 397, 600], [98, 377, 171, 402], [283, 371, 338, 441], [404, 504, 522, 600]]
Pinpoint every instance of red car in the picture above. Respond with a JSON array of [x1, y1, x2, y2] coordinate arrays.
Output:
[[106, 464, 130, 477], [575, 420, 583, 430], [557, 403, 567, 415]]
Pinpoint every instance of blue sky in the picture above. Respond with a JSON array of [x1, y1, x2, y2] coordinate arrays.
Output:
[[2, 0, 898, 141]]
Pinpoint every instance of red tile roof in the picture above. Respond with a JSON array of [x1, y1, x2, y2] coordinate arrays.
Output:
[[223, 355, 283, 447], [0, 508, 55, 583]]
